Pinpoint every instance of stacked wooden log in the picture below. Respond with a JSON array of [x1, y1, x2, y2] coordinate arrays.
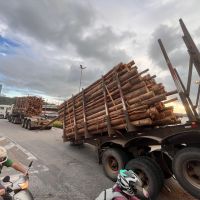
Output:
[[13, 96, 43, 117], [58, 60, 180, 140]]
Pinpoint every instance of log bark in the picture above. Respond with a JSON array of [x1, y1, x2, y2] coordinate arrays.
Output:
[[59, 60, 180, 140]]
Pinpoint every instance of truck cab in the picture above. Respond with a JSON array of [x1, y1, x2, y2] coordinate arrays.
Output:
[[0, 105, 11, 119]]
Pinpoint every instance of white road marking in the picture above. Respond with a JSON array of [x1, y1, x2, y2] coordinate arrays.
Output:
[[40, 165, 49, 172], [4, 142, 15, 150], [1, 135, 37, 161], [0, 137, 6, 141], [0, 136, 49, 174], [15, 144, 37, 160]]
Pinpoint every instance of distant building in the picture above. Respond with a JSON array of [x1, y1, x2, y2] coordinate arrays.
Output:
[[42, 104, 58, 112]]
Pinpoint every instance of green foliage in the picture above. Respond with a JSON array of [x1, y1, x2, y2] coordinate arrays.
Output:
[[0, 96, 17, 105], [53, 120, 63, 129]]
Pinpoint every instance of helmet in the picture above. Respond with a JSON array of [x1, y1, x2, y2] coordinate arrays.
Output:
[[0, 146, 8, 164], [116, 169, 142, 196]]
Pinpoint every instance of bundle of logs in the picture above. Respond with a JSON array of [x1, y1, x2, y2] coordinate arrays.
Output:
[[59, 60, 180, 140], [14, 96, 43, 117]]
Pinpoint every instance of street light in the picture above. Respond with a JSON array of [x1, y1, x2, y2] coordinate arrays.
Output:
[[79, 65, 86, 92]]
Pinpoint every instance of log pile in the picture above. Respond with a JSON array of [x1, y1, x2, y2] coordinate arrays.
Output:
[[58, 60, 180, 140], [13, 96, 43, 117]]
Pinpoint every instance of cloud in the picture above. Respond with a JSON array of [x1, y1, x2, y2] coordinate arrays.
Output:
[[0, 0, 136, 100], [0, 0, 134, 66], [75, 27, 132, 66], [0, 0, 199, 104], [148, 24, 182, 68], [147, 20, 200, 109], [0, 53, 103, 98], [0, 1, 94, 45]]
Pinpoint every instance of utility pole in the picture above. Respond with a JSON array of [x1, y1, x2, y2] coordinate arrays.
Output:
[[79, 65, 86, 92], [195, 80, 200, 116]]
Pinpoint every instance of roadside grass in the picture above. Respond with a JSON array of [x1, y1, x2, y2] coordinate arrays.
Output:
[[52, 120, 63, 129]]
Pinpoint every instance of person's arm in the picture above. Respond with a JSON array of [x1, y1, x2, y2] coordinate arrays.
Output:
[[0, 188, 6, 196], [11, 162, 27, 175]]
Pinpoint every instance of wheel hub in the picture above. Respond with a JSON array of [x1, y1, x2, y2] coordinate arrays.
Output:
[[108, 156, 118, 171], [185, 160, 200, 189], [134, 169, 149, 189]]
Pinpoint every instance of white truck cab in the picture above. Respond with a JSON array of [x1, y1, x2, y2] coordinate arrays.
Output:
[[0, 105, 11, 118]]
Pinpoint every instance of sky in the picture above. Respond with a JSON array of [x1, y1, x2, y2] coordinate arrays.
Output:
[[0, 0, 200, 109]]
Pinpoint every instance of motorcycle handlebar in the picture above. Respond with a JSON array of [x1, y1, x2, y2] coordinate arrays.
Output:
[[6, 186, 13, 193]]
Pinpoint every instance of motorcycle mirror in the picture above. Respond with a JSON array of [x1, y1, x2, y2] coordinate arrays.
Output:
[[3, 176, 10, 182], [28, 161, 33, 168]]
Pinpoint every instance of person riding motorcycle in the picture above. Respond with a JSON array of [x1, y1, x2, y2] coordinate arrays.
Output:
[[96, 169, 149, 200], [0, 146, 27, 197]]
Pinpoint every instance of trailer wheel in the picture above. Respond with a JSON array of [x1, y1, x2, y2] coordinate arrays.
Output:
[[13, 117, 17, 124], [173, 147, 200, 199], [22, 119, 26, 128], [11, 117, 14, 123], [140, 156, 164, 187], [149, 150, 173, 179], [8, 116, 11, 122], [102, 148, 129, 181], [126, 157, 163, 200], [27, 120, 32, 130], [46, 126, 52, 130], [24, 120, 28, 129]]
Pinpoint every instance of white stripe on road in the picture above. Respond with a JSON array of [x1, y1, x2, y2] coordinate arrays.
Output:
[[4, 142, 15, 150], [15, 144, 37, 160], [0, 137, 6, 141], [0, 136, 49, 173], [2, 136, 38, 161]]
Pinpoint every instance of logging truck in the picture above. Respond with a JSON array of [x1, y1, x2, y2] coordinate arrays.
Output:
[[8, 96, 53, 130], [59, 19, 200, 199]]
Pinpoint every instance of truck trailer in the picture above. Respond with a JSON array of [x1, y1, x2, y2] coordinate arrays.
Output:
[[8, 96, 53, 130], [58, 19, 200, 200]]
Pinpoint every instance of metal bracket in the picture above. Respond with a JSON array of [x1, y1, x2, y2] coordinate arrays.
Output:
[[102, 76, 115, 136], [72, 95, 78, 140], [82, 89, 91, 138], [115, 71, 136, 132]]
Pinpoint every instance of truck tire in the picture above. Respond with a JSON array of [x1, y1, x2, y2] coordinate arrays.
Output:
[[13, 117, 17, 124], [140, 156, 164, 187], [22, 119, 26, 128], [11, 117, 15, 123], [149, 150, 173, 179], [46, 126, 52, 130], [173, 147, 200, 199], [25, 120, 29, 129], [102, 148, 129, 181], [126, 157, 163, 200], [27, 120, 32, 130], [8, 116, 11, 122]]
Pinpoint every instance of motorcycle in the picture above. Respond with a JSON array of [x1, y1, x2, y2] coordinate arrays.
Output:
[[1, 161, 34, 200]]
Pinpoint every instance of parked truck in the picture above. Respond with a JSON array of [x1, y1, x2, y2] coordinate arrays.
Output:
[[8, 96, 53, 130], [58, 19, 200, 199]]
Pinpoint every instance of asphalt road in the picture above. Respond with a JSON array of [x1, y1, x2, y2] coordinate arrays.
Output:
[[0, 119, 196, 200]]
